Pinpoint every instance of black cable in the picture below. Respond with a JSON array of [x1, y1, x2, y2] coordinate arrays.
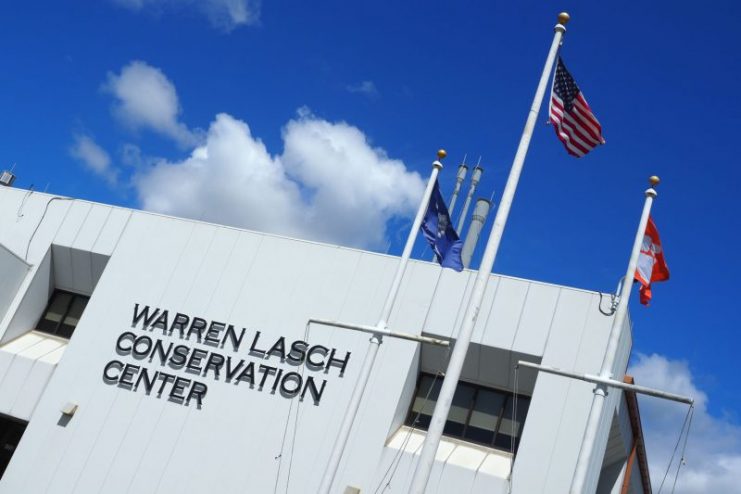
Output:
[[670, 406, 694, 494], [597, 291, 618, 316], [658, 405, 693, 493], [373, 371, 444, 494], [24, 196, 73, 260]]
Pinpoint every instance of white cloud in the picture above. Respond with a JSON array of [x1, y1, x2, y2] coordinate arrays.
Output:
[[346, 80, 379, 98], [280, 111, 422, 247], [629, 353, 741, 493], [69, 135, 118, 186], [112, 0, 260, 31], [120, 143, 163, 169], [134, 111, 425, 250], [103, 61, 199, 147], [121, 143, 145, 168], [201, 0, 258, 31], [100, 61, 422, 249]]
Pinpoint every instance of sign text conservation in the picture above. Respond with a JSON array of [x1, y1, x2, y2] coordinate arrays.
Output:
[[102, 304, 351, 409]]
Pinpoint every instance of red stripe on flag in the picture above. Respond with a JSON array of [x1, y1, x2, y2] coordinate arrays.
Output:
[[562, 113, 601, 146], [574, 98, 603, 134], [553, 125, 587, 157], [549, 59, 604, 156], [569, 108, 603, 143]]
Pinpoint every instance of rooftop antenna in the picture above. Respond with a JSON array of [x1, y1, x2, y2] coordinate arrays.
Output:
[[461, 159, 497, 268], [460, 198, 491, 268], [448, 154, 468, 216], [455, 155, 483, 235]]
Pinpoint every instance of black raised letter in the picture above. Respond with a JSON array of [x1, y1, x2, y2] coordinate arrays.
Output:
[[116, 332, 135, 354], [203, 352, 225, 379], [119, 363, 140, 387], [326, 349, 351, 375], [132, 304, 159, 328], [187, 317, 208, 342], [204, 321, 226, 347], [103, 360, 124, 383], [169, 313, 191, 338], [186, 381, 208, 407]]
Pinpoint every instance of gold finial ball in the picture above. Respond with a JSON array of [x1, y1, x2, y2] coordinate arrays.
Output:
[[437, 149, 447, 160], [558, 12, 570, 25], [649, 175, 660, 187]]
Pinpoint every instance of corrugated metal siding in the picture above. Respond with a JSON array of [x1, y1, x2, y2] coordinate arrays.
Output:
[[0, 244, 29, 323], [0, 332, 66, 421], [0, 187, 634, 494]]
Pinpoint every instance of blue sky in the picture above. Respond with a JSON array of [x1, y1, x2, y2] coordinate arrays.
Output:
[[2, 1, 740, 490]]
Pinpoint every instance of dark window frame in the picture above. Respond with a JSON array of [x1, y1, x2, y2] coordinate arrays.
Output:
[[35, 289, 90, 339], [404, 372, 531, 453], [0, 413, 28, 479]]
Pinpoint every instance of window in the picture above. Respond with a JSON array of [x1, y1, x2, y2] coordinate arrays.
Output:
[[0, 415, 27, 479], [35, 290, 90, 339], [405, 373, 531, 453]]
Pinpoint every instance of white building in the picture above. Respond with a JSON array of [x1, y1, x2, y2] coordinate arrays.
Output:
[[0, 185, 650, 493]]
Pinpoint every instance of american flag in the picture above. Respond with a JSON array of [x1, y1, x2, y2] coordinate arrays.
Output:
[[549, 57, 605, 157]]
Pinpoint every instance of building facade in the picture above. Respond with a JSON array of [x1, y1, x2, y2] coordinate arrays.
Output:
[[0, 186, 648, 493]]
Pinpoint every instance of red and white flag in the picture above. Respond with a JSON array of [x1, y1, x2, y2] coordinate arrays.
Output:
[[549, 57, 605, 157], [634, 216, 670, 305]]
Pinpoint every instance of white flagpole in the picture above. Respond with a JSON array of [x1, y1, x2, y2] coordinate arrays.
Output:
[[570, 176, 660, 493], [409, 13, 570, 494], [318, 150, 447, 494]]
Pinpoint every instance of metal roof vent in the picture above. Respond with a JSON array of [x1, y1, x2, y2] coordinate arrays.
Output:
[[0, 169, 16, 187]]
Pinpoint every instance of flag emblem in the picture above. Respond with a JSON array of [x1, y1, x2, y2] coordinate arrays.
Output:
[[634, 216, 670, 305], [421, 180, 464, 271], [549, 57, 605, 157]]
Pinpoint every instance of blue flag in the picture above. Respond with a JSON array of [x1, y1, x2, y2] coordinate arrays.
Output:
[[421, 180, 464, 271]]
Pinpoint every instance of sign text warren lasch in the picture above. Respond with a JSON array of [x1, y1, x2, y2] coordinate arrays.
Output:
[[102, 304, 351, 408]]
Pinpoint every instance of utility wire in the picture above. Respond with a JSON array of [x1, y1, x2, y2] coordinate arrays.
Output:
[[670, 406, 694, 494], [274, 320, 312, 494], [371, 266, 459, 493], [507, 364, 520, 493], [658, 405, 694, 493]]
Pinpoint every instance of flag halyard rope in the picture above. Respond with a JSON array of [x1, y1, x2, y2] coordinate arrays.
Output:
[[657, 404, 695, 494], [273, 321, 312, 493], [507, 363, 521, 494], [372, 269, 450, 493]]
